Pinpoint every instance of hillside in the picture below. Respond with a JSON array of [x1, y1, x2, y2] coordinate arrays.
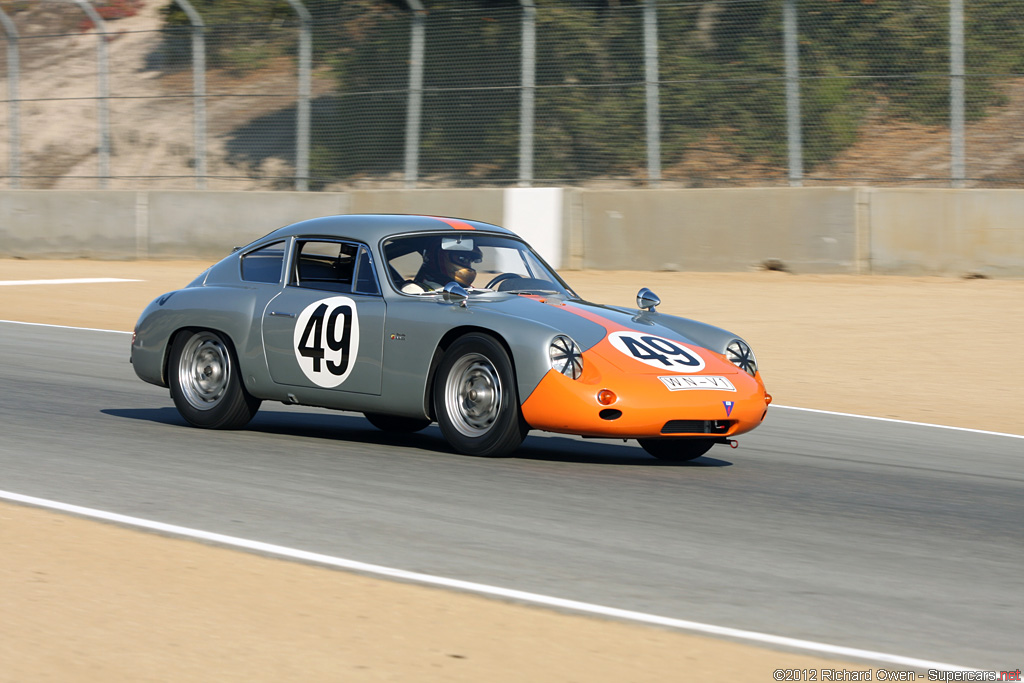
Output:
[[2, 0, 1023, 190]]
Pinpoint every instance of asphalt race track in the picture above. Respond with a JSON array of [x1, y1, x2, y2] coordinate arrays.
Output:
[[2, 321, 1021, 669]]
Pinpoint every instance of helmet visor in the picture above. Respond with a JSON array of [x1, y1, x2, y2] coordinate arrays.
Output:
[[448, 249, 482, 269]]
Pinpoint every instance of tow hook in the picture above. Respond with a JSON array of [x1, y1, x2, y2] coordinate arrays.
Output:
[[714, 437, 739, 449]]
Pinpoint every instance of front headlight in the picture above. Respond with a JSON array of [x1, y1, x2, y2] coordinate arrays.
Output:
[[726, 339, 757, 376], [549, 335, 583, 380]]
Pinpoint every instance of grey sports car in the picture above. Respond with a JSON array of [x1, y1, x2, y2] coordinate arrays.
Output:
[[132, 214, 770, 459]]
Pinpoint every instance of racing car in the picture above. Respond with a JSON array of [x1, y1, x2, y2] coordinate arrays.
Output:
[[131, 214, 770, 460]]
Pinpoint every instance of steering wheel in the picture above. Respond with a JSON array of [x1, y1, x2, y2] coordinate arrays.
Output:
[[485, 272, 522, 290]]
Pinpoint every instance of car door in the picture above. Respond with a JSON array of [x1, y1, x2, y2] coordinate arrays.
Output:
[[261, 238, 385, 396]]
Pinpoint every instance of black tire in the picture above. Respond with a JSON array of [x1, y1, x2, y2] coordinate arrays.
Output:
[[168, 329, 260, 429], [638, 438, 716, 462], [364, 412, 431, 434], [432, 333, 527, 457]]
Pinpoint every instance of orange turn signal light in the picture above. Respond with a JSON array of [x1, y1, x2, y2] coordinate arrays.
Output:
[[597, 389, 617, 405], [765, 393, 773, 405]]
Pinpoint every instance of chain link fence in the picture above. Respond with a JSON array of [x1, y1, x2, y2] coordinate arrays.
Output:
[[2, 0, 1024, 190]]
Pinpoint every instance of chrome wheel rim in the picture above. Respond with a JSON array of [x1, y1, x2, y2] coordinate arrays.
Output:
[[444, 353, 501, 437], [177, 332, 231, 411]]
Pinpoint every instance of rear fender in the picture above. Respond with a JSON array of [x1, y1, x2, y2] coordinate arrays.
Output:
[[132, 286, 268, 391]]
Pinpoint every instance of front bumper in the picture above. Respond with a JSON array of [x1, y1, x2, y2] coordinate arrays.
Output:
[[520, 351, 769, 439]]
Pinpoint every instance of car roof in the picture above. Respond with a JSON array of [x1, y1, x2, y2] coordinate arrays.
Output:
[[260, 214, 515, 245]]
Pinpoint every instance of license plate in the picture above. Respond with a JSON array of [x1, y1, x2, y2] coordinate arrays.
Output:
[[658, 375, 736, 392]]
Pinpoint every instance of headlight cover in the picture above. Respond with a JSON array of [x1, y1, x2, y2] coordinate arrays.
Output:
[[549, 335, 583, 380], [726, 339, 757, 376]]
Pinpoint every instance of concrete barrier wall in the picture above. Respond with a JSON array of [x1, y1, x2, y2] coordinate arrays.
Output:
[[573, 188, 861, 273], [146, 191, 351, 259], [0, 190, 138, 259], [2, 188, 1023, 276], [348, 189, 505, 227], [866, 189, 1024, 277]]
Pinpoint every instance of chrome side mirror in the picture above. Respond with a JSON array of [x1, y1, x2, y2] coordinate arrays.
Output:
[[636, 287, 660, 312], [443, 281, 469, 307]]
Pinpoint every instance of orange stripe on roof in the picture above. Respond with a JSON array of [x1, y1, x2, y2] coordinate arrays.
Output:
[[425, 216, 476, 231]]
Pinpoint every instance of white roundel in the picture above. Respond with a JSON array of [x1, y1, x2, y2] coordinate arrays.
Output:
[[608, 331, 706, 373], [293, 296, 361, 388]]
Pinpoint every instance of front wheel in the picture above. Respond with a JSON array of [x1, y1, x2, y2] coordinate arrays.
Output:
[[168, 329, 260, 429], [638, 438, 715, 462], [433, 334, 527, 457]]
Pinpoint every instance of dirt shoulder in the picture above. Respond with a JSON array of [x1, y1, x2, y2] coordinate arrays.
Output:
[[2, 502, 866, 682], [2, 261, 1020, 681]]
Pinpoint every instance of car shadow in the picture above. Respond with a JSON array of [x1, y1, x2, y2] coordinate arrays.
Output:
[[102, 407, 444, 452], [516, 435, 734, 467], [103, 407, 189, 426], [101, 408, 733, 467]]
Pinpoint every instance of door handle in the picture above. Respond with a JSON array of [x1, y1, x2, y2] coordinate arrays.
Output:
[[269, 311, 296, 318]]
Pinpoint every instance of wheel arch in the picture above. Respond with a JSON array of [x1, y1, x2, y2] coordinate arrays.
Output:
[[162, 325, 241, 388], [135, 284, 266, 390], [424, 326, 518, 421], [166, 325, 262, 430]]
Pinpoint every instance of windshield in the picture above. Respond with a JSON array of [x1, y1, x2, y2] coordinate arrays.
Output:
[[382, 233, 577, 297]]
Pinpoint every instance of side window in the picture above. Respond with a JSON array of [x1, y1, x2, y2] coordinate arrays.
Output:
[[240, 241, 285, 284], [292, 240, 359, 293], [353, 247, 381, 296]]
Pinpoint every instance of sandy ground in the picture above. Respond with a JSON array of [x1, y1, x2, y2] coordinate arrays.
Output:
[[2, 260, 1022, 681]]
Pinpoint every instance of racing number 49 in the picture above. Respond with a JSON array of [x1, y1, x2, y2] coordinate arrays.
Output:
[[620, 335, 701, 368], [297, 302, 353, 375]]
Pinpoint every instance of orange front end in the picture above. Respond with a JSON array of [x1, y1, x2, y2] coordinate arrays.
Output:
[[521, 343, 769, 440]]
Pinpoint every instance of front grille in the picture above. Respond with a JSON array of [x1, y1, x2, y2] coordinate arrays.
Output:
[[661, 419, 734, 435]]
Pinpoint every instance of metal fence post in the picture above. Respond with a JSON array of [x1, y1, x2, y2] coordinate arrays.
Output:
[[950, 0, 965, 188], [70, 0, 110, 188], [783, 0, 803, 187], [404, 0, 425, 189], [518, 0, 536, 188], [644, 0, 660, 187], [285, 0, 311, 191], [173, 0, 206, 189], [0, 7, 19, 189]]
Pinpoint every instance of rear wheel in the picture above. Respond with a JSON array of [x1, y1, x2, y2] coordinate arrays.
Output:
[[363, 412, 431, 434], [638, 438, 715, 462], [168, 329, 260, 429], [433, 334, 527, 457]]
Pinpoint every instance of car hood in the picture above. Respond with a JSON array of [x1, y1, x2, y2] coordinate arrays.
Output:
[[472, 293, 742, 376]]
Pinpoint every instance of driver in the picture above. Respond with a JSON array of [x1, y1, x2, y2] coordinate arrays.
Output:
[[402, 239, 483, 293]]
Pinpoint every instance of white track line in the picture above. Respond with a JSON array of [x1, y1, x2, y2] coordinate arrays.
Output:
[[0, 490, 980, 672], [0, 320, 130, 334], [771, 405, 1024, 440], [1, 320, 1021, 440], [0, 277, 141, 286]]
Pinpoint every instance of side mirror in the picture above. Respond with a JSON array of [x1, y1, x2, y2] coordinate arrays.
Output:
[[443, 281, 469, 307], [636, 287, 660, 312]]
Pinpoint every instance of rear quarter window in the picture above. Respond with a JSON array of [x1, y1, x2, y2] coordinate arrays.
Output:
[[240, 242, 286, 284]]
